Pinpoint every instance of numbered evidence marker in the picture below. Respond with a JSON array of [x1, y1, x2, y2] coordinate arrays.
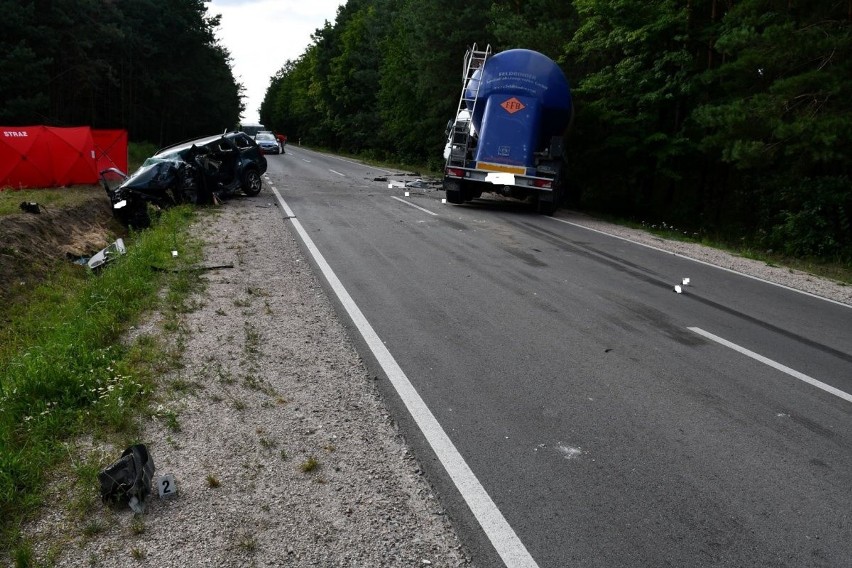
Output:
[[156, 474, 178, 499]]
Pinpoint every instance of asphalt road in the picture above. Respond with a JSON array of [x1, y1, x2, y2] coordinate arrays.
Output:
[[263, 147, 852, 568]]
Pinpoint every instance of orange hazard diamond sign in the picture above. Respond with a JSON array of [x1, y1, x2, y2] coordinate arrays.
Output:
[[501, 97, 526, 114]]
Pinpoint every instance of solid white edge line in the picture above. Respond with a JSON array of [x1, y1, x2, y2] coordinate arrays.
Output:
[[391, 195, 438, 216], [689, 327, 852, 403], [269, 186, 539, 568], [548, 218, 850, 309]]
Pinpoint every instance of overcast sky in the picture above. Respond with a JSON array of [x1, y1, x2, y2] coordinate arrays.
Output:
[[208, 0, 346, 125]]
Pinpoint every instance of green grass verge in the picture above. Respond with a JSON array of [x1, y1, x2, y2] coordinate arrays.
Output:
[[0, 186, 105, 217], [637, 221, 852, 286], [585, 215, 852, 287], [0, 205, 202, 558]]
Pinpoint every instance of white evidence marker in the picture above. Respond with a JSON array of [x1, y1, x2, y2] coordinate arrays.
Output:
[[156, 474, 178, 499]]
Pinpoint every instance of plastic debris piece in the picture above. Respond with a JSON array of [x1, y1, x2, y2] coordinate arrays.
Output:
[[128, 496, 143, 514], [682, 277, 691, 286], [98, 444, 155, 512], [674, 285, 683, 293], [87, 238, 127, 270]]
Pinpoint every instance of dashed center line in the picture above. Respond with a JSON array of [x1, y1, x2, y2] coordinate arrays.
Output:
[[391, 195, 438, 216], [689, 327, 852, 403]]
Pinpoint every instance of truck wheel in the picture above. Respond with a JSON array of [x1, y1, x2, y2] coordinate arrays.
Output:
[[537, 192, 558, 215], [446, 190, 464, 204], [444, 179, 465, 204]]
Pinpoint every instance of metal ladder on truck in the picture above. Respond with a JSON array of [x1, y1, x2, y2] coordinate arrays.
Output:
[[446, 43, 491, 168]]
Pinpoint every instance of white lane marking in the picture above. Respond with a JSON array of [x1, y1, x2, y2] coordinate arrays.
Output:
[[329, 169, 345, 177], [270, 186, 538, 568], [302, 159, 311, 163], [391, 195, 438, 216], [328, 154, 397, 174], [291, 146, 398, 175], [689, 327, 852, 403], [549, 218, 850, 309]]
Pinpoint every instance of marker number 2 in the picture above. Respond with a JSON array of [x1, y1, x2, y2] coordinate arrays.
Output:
[[156, 474, 177, 498]]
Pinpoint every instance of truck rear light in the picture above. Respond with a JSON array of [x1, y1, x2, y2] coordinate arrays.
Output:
[[532, 179, 552, 188], [446, 167, 465, 178]]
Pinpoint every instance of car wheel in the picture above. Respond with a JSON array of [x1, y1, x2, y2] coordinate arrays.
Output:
[[242, 169, 262, 196]]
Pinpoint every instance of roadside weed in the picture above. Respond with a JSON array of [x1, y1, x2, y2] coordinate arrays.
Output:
[[300, 456, 319, 473], [130, 516, 145, 535]]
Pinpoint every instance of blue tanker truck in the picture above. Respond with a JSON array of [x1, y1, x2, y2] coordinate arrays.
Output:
[[443, 45, 573, 214]]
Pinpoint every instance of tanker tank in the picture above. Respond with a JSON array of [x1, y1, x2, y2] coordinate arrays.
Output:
[[465, 49, 573, 167], [443, 45, 573, 214]]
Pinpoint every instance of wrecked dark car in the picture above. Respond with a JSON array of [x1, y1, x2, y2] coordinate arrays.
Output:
[[101, 132, 267, 228]]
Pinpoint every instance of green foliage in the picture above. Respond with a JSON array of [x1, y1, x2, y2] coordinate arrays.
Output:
[[694, 2, 851, 173], [488, 1, 579, 58], [262, 0, 493, 162], [564, 0, 701, 213], [1, 0, 243, 146], [763, 176, 852, 259]]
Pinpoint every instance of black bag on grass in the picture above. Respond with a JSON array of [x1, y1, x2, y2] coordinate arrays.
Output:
[[98, 444, 155, 512]]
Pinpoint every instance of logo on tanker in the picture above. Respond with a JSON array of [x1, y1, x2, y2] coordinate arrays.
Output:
[[500, 97, 525, 114]]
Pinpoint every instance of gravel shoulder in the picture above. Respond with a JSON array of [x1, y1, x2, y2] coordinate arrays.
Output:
[[20, 191, 850, 567], [558, 210, 851, 306], [25, 194, 473, 567]]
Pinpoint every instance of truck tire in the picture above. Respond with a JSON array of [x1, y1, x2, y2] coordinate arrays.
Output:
[[444, 179, 465, 204], [446, 191, 464, 204], [537, 198, 557, 215], [537, 188, 560, 215], [538, 163, 567, 214]]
